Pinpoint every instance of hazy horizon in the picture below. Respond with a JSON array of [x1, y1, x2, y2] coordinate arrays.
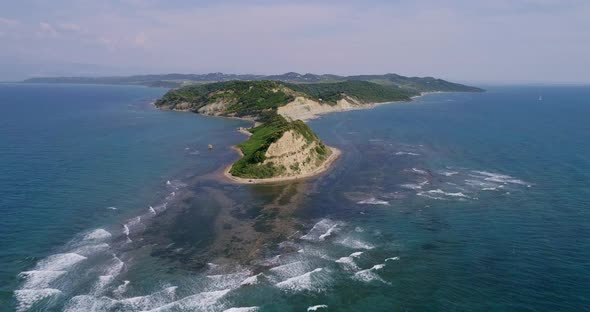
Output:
[[1, 0, 589, 83]]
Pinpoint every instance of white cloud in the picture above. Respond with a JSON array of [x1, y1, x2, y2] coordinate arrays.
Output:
[[57, 22, 81, 32], [2, 1, 590, 82], [38, 22, 58, 37], [134, 32, 148, 47], [0, 17, 19, 26]]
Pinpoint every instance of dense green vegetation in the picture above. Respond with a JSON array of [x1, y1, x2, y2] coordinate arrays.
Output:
[[23, 72, 484, 93], [286, 80, 413, 104], [227, 112, 329, 178], [155, 80, 294, 116], [229, 113, 324, 178], [155, 80, 419, 114]]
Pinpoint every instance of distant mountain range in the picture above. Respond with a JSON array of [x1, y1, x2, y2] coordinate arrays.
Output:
[[23, 72, 483, 92]]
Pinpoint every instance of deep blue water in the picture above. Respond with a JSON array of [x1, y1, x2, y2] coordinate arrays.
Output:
[[0, 84, 249, 310], [1, 84, 589, 311]]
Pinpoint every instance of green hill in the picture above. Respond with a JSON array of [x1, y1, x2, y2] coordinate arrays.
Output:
[[154, 80, 416, 117], [23, 72, 485, 93], [228, 113, 330, 179]]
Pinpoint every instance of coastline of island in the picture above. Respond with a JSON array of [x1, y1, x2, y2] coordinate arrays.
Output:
[[151, 76, 482, 181], [223, 146, 341, 184]]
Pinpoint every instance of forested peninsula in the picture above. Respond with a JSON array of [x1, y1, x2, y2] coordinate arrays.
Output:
[[152, 76, 483, 182]]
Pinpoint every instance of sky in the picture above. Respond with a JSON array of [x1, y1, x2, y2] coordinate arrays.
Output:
[[1, 0, 589, 83]]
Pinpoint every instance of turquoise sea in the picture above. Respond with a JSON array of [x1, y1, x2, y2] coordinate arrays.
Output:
[[0, 83, 589, 311]]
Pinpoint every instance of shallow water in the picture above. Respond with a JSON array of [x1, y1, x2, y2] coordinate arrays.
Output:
[[1, 84, 589, 311]]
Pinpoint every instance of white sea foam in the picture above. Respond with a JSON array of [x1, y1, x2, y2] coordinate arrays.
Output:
[[335, 258, 358, 271], [427, 189, 470, 199], [17, 253, 86, 299], [65, 288, 176, 312], [401, 179, 429, 190], [206, 271, 251, 290], [401, 183, 423, 190], [411, 168, 428, 175], [335, 251, 364, 271], [123, 224, 130, 236], [207, 262, 219, 269], [118, 286, 178, 311], [125, 216, 142, 228], [83, 229, 112, 241], [146, 288, 230, 312], [64, 295, 116, 312], [165, 179, 187, 189], [301, 219, 342, 242], [350, 251, 364, 257], [240, 273, 264, 286], [106, 206, 117, 210], [92, 255, 125, 293], [439, 170, 459, 176], [357, 198, 389, 205], [308, 305, 329, 311], [416, 191, 445, 200], [151, 203, 168, 214], [269, 261, 308, 280], [113, 280, 130, 297], [465, 179, 500, 189], [353, 264, 388, 284], [395, 151, 420, 156], [37, 253, 87, 271], [319, 224, 339, 240], [294, 246, 334, 261], [471, 171, 528, 185], [337, 237, 375, 250], [18, 270, 66, 289], [257, 254, 281, 267], [15, 288, 62, 312], [224, 307, 260, 312], [275, 268, 324, 292], [72, 243, 110, 257]]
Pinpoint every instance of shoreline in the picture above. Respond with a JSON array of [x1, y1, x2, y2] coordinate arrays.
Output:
[[223, 146, 341, 184], [278, 91, 441, 122], [155, 91, 442, 123], [159, 91, 442, 185]]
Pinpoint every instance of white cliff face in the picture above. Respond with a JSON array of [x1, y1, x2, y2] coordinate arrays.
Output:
[[277, 96, 373, 121], [265, 130, 307, 157], [263, 130, 330, 177], [197, 100, 229, 115]]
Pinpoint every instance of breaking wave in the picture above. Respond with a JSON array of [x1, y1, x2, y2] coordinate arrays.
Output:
[[400, 167, 531, 201], [308, 304, 329, 311], [357, 198, 389, 205], [301, 219, 342, 242], [275, 268, 325, 292]]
